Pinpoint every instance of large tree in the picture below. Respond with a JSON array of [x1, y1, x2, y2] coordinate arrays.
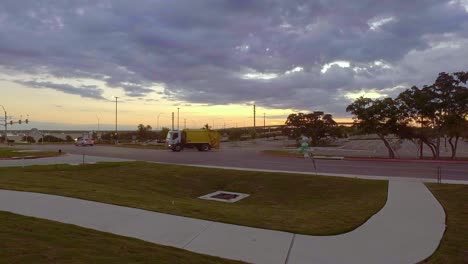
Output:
[[284, 111, 339, 146], [396, 72, 468, 159], [432, 72, 468, 159], [396, 85, 440, 158], [346, 97, 404, 159]]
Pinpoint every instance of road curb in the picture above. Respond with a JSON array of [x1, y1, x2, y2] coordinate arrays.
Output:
[[148, 161, 468, 185], [311, 155, 344, 160], [0, 154, 63, 160], [344, 157, 468, 164]]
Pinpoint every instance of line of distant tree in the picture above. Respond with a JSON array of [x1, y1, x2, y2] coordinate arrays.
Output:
[[99, 125, 170, 143], [21, 135, 75, 143]]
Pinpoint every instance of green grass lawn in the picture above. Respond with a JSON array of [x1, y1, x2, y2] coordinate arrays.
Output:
[[0, 211, 244, 264], [0, 147, 61, 158], [261, 149, 337, 158], [0, 162, 387, 235], [423, 184, 468, 264], [261, 149, 304, 157]]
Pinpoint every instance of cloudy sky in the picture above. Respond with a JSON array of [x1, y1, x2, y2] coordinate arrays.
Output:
[[1, 0, 467, 130]]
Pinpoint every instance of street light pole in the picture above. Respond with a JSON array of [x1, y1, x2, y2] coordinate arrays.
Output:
[[1, 105, 6, 144], [115, 97, 119, 144], [96, 114, 100, 142], [157, 113, 163, 130], [253, 104, 256, 138], [96, 115, 100, 133], [171, 112, 174, 130]]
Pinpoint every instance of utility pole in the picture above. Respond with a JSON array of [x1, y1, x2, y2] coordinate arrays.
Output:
[[263, 113, 266, 137], [114, 97, 119, 144], [253, 104, 256, 138], [96, 114, 100, 142], [177, 108, 180, 130], [184, 119, 186, 129], [157, 113, 163, 130], [1, 105, 6, 144], [96, 115, 100, 132], [172, 112, 174, 130]]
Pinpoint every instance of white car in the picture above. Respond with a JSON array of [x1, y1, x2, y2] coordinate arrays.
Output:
[[75, 138, 94, 146]]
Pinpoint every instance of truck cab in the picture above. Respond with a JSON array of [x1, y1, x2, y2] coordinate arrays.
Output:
[[166, 130, 183, 151]]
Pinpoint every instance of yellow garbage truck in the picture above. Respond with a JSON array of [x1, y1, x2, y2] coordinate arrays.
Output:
[[166, 129, 220, 152]]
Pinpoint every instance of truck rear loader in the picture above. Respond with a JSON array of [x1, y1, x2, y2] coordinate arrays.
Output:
[[166, 129, 220, 152]]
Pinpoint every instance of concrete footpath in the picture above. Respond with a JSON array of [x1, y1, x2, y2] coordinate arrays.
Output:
[[0, 180, 446, 264]]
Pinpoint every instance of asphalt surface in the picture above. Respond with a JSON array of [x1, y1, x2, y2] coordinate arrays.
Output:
[[13, 144, 468, 181]]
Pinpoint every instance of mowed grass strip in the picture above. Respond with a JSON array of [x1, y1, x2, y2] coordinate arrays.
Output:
[[262, 149, 304, 158], [0, 147, 60, 158], [262, 149, 338, 158], [423, 184, 468, 264], [0, 162, 387, 235], [0, 211, 244, 264]]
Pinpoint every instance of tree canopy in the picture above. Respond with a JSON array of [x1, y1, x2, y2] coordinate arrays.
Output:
[[347, 71, 468, 159], [284, 111, 340, 146], [346, 97, 404, 158]]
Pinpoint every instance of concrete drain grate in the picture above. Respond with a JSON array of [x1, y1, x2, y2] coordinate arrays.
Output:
[[199, 191, 249, 203]]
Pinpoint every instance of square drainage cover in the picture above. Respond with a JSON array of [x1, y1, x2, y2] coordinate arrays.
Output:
[[199, 191, 249, 203]]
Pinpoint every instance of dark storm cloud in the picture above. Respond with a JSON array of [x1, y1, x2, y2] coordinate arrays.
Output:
[[15, 80, 106, 100], [119, 83, 155, 97], [1, 0, 467, 115]]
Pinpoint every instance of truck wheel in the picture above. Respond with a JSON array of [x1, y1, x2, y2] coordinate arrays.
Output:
[[201, 144, 210, 151], [174, 144, 182, 152]]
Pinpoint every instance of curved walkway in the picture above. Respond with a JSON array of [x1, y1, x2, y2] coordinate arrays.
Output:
[[0, 180, 445, 264]]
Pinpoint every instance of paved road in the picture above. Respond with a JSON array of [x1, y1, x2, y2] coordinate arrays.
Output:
[[12, 144, 468, 181], [0, 180, 445, 264]]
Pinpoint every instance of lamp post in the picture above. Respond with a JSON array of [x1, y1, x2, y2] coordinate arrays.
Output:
[[1, 105, 6, 144], [177, 108, 180, 130], [253, 104, 256, 138], [171, 112, 174, 130], [96, 114, 100, 132], [157, 113, 163, 130], [96, 114, 100, 142], [114, 97, 119, 144]]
